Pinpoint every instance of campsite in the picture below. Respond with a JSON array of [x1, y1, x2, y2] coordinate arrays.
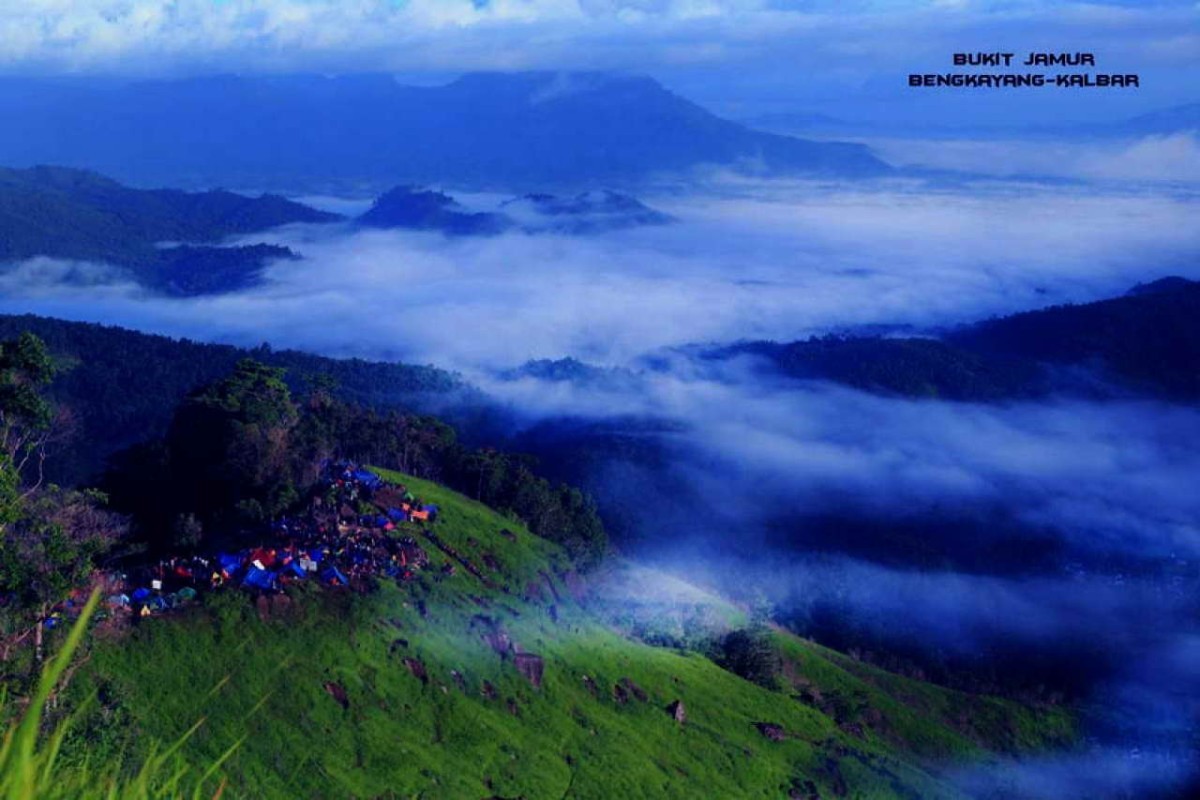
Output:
[[92, 463, 442, 625]]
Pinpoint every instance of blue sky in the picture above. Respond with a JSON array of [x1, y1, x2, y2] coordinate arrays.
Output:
[[0, 1, 1195, 123]]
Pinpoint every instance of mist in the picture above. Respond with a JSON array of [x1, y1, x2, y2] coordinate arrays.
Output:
[[1, 177, 1197, 370]]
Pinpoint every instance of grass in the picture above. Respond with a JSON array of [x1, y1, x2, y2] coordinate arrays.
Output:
[[18, 468, 1076, 799]]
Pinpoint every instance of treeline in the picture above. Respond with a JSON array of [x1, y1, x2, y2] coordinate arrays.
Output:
[[103, 359, 608, 568], [0, 314, 467, 486]]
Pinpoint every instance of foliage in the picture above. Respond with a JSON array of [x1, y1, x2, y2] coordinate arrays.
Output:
[[102, 359, 607, 566], [0, 314, 465, 487], [0, 486, 128, 612], [716, 623, 783, 690], [0, 332, 56, 502]]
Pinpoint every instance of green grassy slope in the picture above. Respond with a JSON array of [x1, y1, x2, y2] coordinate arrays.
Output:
[[65, 470, 1073, 799]]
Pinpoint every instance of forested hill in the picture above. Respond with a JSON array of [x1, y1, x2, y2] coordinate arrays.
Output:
[[0, 165, 337, 294], [694, 276, 1200, 401], [0, 314, 466, 485]]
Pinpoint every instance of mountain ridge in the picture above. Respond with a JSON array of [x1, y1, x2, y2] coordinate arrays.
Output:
[[0, 72, 891, 191]]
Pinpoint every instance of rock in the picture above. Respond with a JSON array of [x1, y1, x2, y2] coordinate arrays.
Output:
[[389, 638, 409, 653], [612, 682, 630, 705], [514, 652, 545, 688], [472, 616, 514, 658], [667, 699, 686, 724], [506, 697, 520, 717], [755, 722, 788, 741], [499, 528, 517, 542], [270, 593, 293, 618], [618, 677, 647, 702], [403, 657, 428, 684], [323, 681, 349, 709], [481, 681, 497, 700], [839, 722, 866, 739], [581, 675, 598, 697]]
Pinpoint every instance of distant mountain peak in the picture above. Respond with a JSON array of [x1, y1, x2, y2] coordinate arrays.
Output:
[[0, 72, 890, 191]]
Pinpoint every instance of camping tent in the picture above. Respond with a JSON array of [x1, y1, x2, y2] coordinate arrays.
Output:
[[243, 566, 278, 591], [321, 566, 349, 586]]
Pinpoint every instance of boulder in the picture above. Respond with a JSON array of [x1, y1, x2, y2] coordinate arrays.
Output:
[[667, 699, 686, 724], [323, 681, 349, 709], [617, 677, 647, 702], [403, 657, 428, 684], [514, 652, 545, 688], [755, 722, 788, 741]]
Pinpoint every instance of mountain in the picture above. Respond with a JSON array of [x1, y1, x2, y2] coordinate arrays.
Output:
[[358, 186, 673, 236], [358, 186, 511, 235], [500, 190, 674, 233], [61, 468, 1072, 797], [1112, 102, 1200, 136], [0, 73, 891, 191], [0, 165, 338, 294]]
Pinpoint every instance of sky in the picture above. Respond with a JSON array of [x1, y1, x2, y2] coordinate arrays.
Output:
[[0, 0, 1196, 124]]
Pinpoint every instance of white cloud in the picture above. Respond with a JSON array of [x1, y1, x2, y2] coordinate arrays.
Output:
[[863, 133, 1200, 182], [0, 0, 1195, 78]]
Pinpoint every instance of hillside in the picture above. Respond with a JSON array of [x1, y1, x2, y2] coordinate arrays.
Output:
[[687, 276, 1200, 401], [0, 73, 891, 191], [0, 165, 337, 294], [63, 469, 1072, 798], [0, 315, 467, 485]]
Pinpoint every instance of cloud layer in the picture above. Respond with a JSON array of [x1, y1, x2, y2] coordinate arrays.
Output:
[[3, 178, 1196, 368]]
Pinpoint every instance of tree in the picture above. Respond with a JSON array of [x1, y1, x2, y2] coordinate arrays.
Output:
[[0, 487, 128, 661], [0, 333, 56, 505], [166, 359, 300, 527]]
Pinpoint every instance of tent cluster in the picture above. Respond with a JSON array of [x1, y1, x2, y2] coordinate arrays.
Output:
[[80, 463, 435, 625]]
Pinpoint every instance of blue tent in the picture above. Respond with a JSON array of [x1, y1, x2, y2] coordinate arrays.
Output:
[[285, 560, 307, 579], [353, 469, 383, 488], [218, 553, 243, 574], [422, 504, 439, 515], [131, 587, 151, 602], [387, 507, 408, 521], [321, 566, 349, 586], [374, 515, 388, 527], [243, 566, 278, 591]]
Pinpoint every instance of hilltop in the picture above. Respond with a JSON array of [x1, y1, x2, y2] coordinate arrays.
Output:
[[62, 468, 1072, 798], [0, 165, 337, 295]]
